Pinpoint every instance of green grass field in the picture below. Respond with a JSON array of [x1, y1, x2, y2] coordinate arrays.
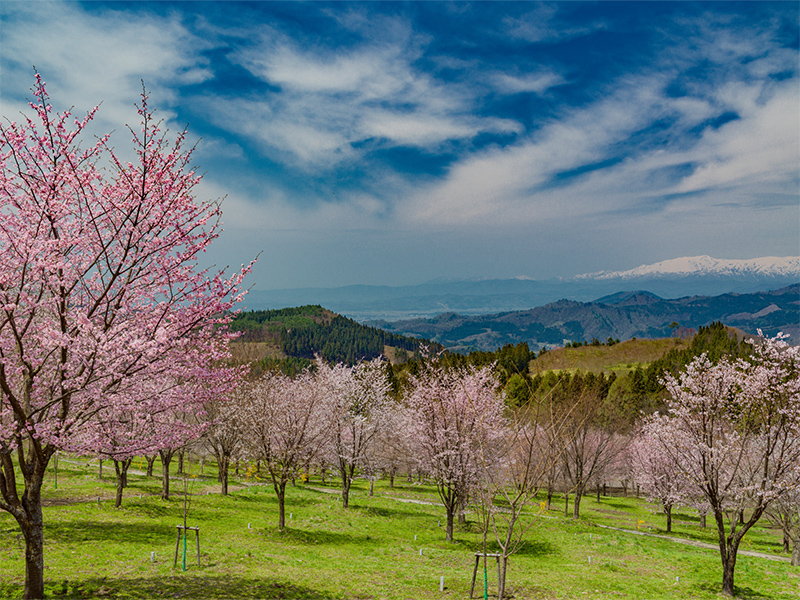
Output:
[[1, 457, 797, 599]]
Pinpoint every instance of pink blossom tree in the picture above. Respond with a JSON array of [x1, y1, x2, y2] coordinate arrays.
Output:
[[0, 76, 251, 598], [642, 334, 800, 596], [629, 432, 687, 532], [240, 369, 327, 529], [317, 357, 390, 509], [404, 359, 507, 542]]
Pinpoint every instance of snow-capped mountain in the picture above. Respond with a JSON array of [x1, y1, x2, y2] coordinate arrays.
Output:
[[575, 256, 800, 280]]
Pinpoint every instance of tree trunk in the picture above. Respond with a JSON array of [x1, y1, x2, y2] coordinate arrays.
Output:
[[564, 493, 569, 517], [389, 472, 394, 488], [145, 455, 156, 477], [783, 531, 790, 553], [19, 500, 45, 600], [177, 450, 184, 475], [596, 484, 601, 502], [339, 464, 354, 508], [98, 458, 103, 480], [1, 444, 53, 599], [573, 490, 582, 519], [498, 555, 508, 600], [159, 449, 173, 500], [446, 507, 455, 542], [218, 455, 229, 496], [721, 551, 737, 597], [792, 540, 799, 567], [369, 478, 374, 497], [276, 481, 287, 530], [665, 503, 672, 533], [113, 459, 131, 509], [546, 484, 553, 509]]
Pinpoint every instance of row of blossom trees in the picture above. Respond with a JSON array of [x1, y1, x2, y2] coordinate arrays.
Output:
[[206, 333, 799, 599]]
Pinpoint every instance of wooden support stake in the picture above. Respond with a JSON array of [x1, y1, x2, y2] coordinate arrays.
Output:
[[469, 552, 502, 599], [173, 525, 201, 567]]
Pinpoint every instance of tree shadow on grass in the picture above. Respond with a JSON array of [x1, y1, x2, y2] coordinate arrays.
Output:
[[19, 573, 330, 599], [598, 500, 635, 511], [695, 582, 776, 599], [351, 504, 421, 519], [45, 520, 172, 545], [461, 538, 557, 558], [266, 526, 373, 547]]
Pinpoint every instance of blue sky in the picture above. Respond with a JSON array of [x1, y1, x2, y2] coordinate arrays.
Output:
[[1, 1, 798, 291]]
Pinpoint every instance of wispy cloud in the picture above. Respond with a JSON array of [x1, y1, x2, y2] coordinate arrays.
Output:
[[202, 20, 521, 169], [0, 2, 210, 132]]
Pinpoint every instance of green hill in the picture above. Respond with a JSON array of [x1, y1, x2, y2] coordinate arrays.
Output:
[[228, 306, 438, 373]]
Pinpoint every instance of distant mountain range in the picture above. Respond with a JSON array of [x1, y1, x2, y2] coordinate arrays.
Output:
[[371, 285, 800, 352], [245, 256, 800, 322]]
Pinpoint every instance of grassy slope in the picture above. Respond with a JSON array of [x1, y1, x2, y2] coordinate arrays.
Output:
[[0, 457, 796, 600], [530, 337, 691, 376]]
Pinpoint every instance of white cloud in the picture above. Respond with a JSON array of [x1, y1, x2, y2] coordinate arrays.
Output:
[[211, 23, 523, 169], [676, 81, 799, 193], [0, 1, 211, 132], [491, 71, 566, 95]]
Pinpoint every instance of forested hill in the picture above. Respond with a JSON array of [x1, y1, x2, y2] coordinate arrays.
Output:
[[229, 305, 438, 369]]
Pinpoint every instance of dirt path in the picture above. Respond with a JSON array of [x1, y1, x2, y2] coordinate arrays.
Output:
[[594, 524, 791, 563]]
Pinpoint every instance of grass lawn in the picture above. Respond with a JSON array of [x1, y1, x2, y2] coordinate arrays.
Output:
[[0, 457, 797, 599]]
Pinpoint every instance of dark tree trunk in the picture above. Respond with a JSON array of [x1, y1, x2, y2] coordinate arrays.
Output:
[[339, 464, 355, 508], [217, 454, 229, 496], [145, 455, 157, 477], [498, 555, 509, 600], [792, 540, 799, 566], [177, 450, 184, 475], [389, 472, 394, 488], [113, 458, 132, 508], [564, 493, 569, 517], [159, 449, 174, 500], [546, 484, 553, 509], [721, 550, 737, 597], [596, 484, 601, 502], [276, 481, 287, 530], [573, 488, 583, 519], [19, 498, 45, 600], [341, 484, 350, 508], [446, 506, 455, 542], [1, 443, 54, 599], [665, 503, 672, 533]]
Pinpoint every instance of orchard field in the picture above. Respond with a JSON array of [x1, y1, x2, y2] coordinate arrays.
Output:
[[0, 456, 796, 600]]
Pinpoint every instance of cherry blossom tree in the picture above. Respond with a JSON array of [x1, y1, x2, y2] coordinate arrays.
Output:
[[642, 334, 800, 596], [317, 357, 390, 509], [405, 359, 507, 542], [202, 389, 245, 496], [240, 369, 327, 529], [561, 387, 627, 519], [0, 76, 251, 598], [765, 479, 800, 565], [629, 432, 687, 532]]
